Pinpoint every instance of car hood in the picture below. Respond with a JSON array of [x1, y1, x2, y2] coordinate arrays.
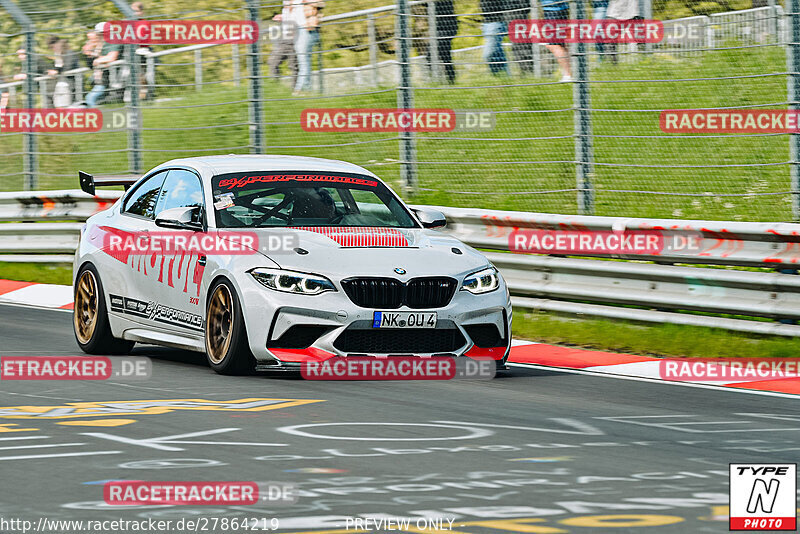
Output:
[[247, 227, 490, 279]]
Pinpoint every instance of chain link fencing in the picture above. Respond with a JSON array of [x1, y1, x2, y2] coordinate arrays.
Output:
[[0, 0, 794, 221]]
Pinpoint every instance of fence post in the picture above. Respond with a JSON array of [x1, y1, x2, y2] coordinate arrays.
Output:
[[790, 0, 800, 220], [109, 0, 142, 175], [0, 0, 37, 189], [367, 14, 379, 86], [397, 0, 417, 193], [246, 0, 265, 154], [573, 0, 594, 214], [427, 0, 441, 81], [126, 44, 142, 175]]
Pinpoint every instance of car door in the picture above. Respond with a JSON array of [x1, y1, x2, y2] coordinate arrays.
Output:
[[149, 168, 207, 337], [102, 169, 169, 328]]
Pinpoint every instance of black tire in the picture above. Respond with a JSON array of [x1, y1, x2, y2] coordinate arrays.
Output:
[[205, 279, 255, 375], [73, 264, 135, 355]]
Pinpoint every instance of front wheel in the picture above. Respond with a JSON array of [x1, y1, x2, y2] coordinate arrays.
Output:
[[73, 265, 135, 355], [205, 279, 255, 375]]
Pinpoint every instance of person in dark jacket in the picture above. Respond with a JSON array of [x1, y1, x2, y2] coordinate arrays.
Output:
[[480, 0, 509, 75], [507, 0, 534, 74], [414, 0, 459, 83], [46, 36, 80, 107], [433, 0, 458, 83]]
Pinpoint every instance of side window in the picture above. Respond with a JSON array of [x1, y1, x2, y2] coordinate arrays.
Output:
[[350, 189, 395, 224], [155, 169, 205, 224], [123, 171, 168, 219]]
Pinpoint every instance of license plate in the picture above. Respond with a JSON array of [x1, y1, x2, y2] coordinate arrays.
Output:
[[372, 311, 437, 329]]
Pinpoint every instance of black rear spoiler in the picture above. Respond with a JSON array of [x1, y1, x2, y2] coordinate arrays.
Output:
[[79, 171, 138, 196]]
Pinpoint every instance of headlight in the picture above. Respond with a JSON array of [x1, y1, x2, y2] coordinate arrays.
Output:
[[461, 266, 500, 294], [250, 268, 336, 295]]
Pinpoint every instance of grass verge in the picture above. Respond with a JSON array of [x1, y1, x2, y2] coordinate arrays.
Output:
[[512, 309, 800, 359], [0, 263, 73, 286]]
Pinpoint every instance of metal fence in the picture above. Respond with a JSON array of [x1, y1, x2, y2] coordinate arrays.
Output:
[[0, 0, 794, 222]]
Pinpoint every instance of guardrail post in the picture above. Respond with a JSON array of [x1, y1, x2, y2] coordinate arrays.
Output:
[[232, 44, 241, 87], [194, 49, 203, 90], [397, 0, 417, 193], [109, 0, 142, 175], [146, 55, 155, 96], [790, 0, 800, 220], [246, 0, 266, 154], [367, 14, 379, 86], [0, 0, 38, 189], [315, 36, 324, 94], [639, 0, 653, 52], [530, 0, 541, 78], [769, 0, 779, 40], [573, 0, 594, 214]]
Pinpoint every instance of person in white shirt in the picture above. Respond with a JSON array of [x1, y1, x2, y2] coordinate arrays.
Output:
[[268, 0, 299, 87], [292, 0, 324, 94]]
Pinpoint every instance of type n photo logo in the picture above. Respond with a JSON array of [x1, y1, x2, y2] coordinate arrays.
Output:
[[730, 463, 797, 531]]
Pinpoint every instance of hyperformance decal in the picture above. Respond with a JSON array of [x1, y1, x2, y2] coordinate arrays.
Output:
[[110, 294, 203, 332]]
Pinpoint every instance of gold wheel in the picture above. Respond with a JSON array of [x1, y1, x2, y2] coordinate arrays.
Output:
[[74, 270, 98, 345], [206, 284, 234, 364]]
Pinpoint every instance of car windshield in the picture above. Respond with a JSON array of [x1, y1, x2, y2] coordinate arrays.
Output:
[[210, 171, 419, 229]]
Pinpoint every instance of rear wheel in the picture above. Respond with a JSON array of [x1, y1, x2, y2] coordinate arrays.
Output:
[[205, 279, 255, 375], [73, 264, 135, 355]]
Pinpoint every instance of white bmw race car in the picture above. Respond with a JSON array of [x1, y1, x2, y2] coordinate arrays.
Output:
[[73, 155, 512, 374]]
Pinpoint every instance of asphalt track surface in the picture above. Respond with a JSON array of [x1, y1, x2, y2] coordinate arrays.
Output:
[[1, 302, 798, 534]]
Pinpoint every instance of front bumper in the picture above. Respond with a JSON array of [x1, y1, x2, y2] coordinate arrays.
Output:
[[238, 274, 511, 365]]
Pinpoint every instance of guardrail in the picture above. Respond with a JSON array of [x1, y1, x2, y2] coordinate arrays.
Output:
[[2, 189, 800, 336]]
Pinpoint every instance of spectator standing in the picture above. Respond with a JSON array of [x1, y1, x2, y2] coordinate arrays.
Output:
[[293, 0, 324, 95], [268, 0, 299, 87], [84, 22, 122, 107], [507, 0, 535, 75], [540, 0, 572, 81], [46, 37, 80, 107], [431, 0, 459, 84], [81, 29, 102, 92], [480, 0, 509, 76], [131, 2, 153, 100], [592, 0, 610, 63], [606, 0, 640, 63]]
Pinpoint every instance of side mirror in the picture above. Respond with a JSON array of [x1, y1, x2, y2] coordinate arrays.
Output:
[[413, 208, 447, 229], [155, 206, 203, 231]]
